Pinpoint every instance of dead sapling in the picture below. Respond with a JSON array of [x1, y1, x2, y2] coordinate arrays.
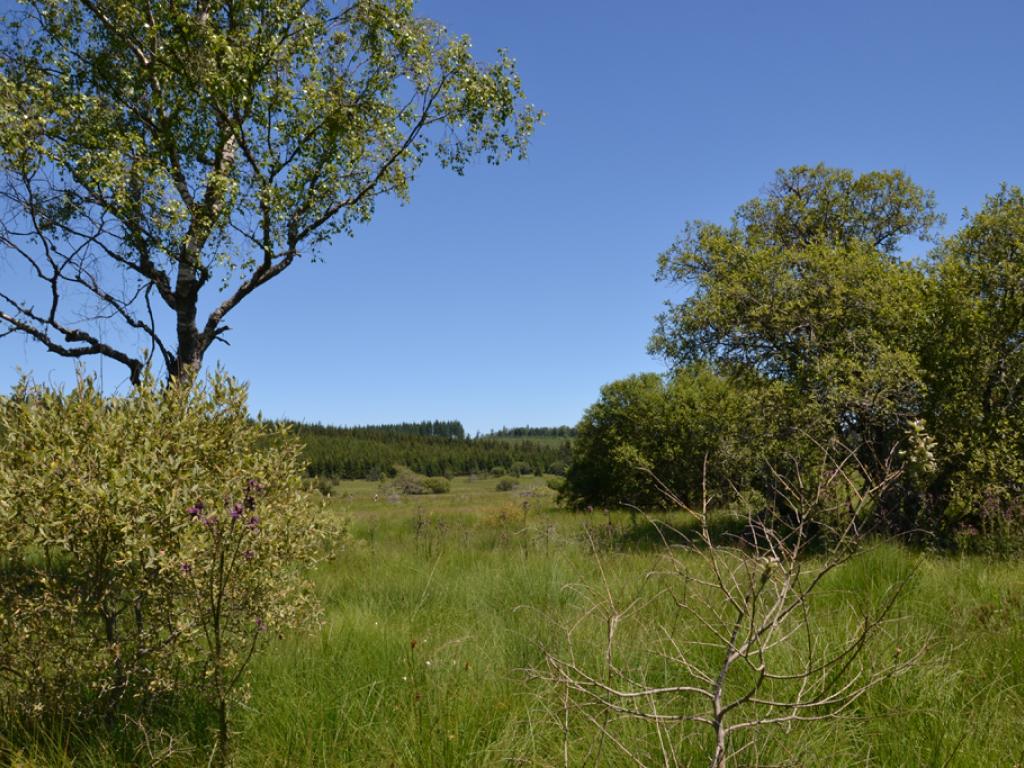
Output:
[[541, 441, 923, 768]]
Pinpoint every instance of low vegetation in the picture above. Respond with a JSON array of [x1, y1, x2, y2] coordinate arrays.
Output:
[[0, 374, 331, 765], [2, 477, 1022, 766], [2, 163, 1023, 765]]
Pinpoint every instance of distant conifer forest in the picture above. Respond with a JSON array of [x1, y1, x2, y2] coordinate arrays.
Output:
[[284, 420, 574, 479]]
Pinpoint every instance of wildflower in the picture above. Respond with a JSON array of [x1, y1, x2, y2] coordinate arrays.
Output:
[[187, 500, 205, 518], [246, 514, 260, 531], [255, 617, 267, 632], [230, 502, 244, 520], [202, 514, 217, 527], [180, 562, 192, 574], [243, 549, 255, 561]]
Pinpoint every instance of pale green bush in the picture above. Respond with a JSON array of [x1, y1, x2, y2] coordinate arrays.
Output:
[[496, 477, 519, 492], [383, 466, 450, 495], [0, 372, 329, 754]]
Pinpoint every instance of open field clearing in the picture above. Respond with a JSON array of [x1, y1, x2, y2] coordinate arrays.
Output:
[[4, 476, 1023, 767]]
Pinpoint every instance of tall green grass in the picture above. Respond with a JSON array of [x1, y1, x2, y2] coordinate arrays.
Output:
[[3, 476, 1023, 766]]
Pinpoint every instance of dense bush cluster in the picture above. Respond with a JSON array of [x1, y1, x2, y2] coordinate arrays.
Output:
[[382, 466, 451, 495], [292, 421, 571, 479], [562, 368, 757, 510], [0, 373, 328, 750], [565, 167, 1024, 550]]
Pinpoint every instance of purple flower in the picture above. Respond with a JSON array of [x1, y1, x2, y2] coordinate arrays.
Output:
[[180, 562, 192, 574], [255, 617, 266, 632], [230, 502, 244, 520], [202, 514, 217, 527], [247, 515, 260, 531], [244, 494, 256, 511], [247, 479, 265, 494], [243, 549, 255, 561]]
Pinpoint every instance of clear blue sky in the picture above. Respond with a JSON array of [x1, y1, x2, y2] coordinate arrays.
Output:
[[2, 0, 1023, 434]]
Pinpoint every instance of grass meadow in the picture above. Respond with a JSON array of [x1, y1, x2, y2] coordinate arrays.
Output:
[[4, 476, 1024, 766]]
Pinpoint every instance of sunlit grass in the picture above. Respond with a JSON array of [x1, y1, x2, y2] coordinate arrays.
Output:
[[3, 476, 1023, 766]]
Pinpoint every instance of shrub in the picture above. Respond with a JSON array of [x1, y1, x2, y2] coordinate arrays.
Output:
[[311, 475, 336, 496], [383, 466, 450, 495], [422, 476, 451, 494], [547, 460, 568, 476], [561, 367, 759, 510], [496, 477, 519, 492], [0, 372, 329, 756]]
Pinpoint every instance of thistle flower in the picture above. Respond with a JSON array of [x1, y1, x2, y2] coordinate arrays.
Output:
[[243, 549, 255, 561], [180, 562, 192, 574], [230, 502, 244, 520], [247, 514, 260, 530]]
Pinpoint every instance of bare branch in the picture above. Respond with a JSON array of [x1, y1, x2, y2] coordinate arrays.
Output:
[[538, 439, 919, 768]]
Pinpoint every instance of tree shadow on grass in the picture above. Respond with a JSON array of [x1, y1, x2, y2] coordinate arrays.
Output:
[[613, 512, 751, 552], [598, 509, 839, 557]]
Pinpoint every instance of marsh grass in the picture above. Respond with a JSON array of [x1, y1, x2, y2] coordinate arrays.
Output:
[[3, 476, 1023, 766]]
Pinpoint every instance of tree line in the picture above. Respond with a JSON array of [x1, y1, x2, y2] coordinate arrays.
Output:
[[287, 420, 572, 479], [563, 165, 1024, 551], [486, 426, 577, 439]]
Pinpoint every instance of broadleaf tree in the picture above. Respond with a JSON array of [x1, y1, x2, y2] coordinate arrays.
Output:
[[0, 0, 539, 382], [921, 185, 1024, 533], [649, 165, 942, 487]]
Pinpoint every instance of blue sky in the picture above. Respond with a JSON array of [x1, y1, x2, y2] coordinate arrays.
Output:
[[2, 0, 1023, 434]]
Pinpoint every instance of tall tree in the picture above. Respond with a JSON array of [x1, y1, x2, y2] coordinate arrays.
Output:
[[922, 186, 1024, 520], [649, 165, 942, 479], [0, 0, 538, 382]]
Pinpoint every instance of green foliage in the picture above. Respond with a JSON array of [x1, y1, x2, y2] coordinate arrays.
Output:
[[921, 186, 1024, 545], [484, 426, 576, 440], [546, 460, 568, 476], [2, 479, 1023, 765], [310, 475, 336, 497], [421, 476, 451, 495], [562, 367, 758, 510], [290, 421, 570, 480], [384, 465, 450, 495], [634, 165, 947, 531], [650, 165, 936, 457], [508, 461, 531, 476], [0, 372, 328, 736], [495, 477, 518, 492], [0, 0, 540, 379], [310, 420, 467, 440], [593, 165, 1024, 548]]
